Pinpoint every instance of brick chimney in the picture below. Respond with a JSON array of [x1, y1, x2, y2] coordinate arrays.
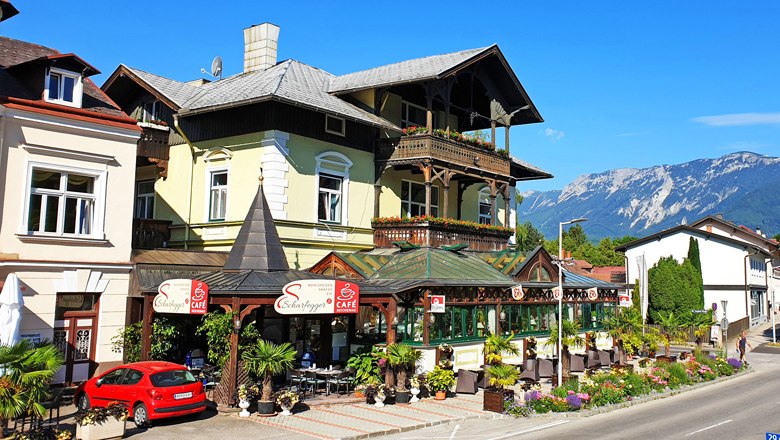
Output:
[[243, 23, 279, 73]]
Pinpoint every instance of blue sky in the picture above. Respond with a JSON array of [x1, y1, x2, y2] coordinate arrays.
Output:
[[4, 1, 779, 191]]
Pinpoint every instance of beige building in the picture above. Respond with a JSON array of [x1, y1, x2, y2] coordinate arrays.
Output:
[[0, 36, 140, 383]]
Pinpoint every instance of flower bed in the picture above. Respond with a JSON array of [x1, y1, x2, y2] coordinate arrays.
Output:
[[505, 352, 746, 417], [371, 215, 513, 235]]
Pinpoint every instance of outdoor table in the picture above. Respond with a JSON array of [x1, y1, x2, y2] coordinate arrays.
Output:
[[302, 368, 343, 395]]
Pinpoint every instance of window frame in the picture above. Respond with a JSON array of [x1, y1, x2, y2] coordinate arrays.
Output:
[[401, 180, 439, 218], [207, 169, 229, 222], [478, 187, 492, 225], [44, 67, 83, 108], [400, 100, 430, 129], [22, 162, 106, 239], [134, 180, 155, 219], [325, 115, 346, 137], [314, 152, 352, 226]]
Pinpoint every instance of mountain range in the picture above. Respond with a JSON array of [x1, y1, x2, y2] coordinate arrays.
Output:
[[519, 152, 780, 240]]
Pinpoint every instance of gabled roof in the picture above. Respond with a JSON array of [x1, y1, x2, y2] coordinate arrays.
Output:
[[328, 47, 490, 94], [690, 215, 780, 248], [369, 247, 512, 286], [614, 224, 772, 256], [0, 37, 128, 119], [109, 61, 399, 130]]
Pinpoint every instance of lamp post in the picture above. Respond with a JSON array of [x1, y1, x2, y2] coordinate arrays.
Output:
[[557, 217, 587, 384]]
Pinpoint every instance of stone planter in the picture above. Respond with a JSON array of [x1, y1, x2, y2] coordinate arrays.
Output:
[[483, 388, 513, 413], [238, 399, 250, 417], [280, 404, 294, 416], [256, 400, 275, 416], [410, 387, 420, 403], [374, 393, 386, 407], [76, 419, 126, 440]]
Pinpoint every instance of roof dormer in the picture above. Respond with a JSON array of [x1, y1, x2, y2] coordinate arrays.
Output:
[[44, 66, 83, 108]]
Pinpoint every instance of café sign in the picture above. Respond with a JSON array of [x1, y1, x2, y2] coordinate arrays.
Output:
[[154, 279, 208, 315], [276, 280, 360, 315]]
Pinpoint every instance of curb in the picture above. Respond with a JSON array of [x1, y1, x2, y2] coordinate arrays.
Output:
[[521, 367, 754, 420]]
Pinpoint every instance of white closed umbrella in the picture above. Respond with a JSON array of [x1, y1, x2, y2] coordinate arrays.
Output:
[[0, 273, 24, 346]]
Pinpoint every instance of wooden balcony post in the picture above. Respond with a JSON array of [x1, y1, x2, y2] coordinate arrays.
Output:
[[374, 164, 385, 218], [505, 125, 511, 153], [140, 295, 154, 361], [425, 85, 434, 132], [491, 120, 497, 148], [490, 194, 497, 226], [415, 162, 433, 216], [502, 182, 512, 228]]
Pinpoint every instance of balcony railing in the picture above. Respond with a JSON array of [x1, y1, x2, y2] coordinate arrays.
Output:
[[132, 218, 172, 249], [377, 135, 511, 177], [372, 220, 513, 252], [137, 123, 170, 162]]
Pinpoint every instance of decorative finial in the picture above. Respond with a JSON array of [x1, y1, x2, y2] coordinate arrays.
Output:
[[258, 167, 264, 184]]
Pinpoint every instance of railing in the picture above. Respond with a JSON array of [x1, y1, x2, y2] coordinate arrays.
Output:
[[372, 220, 512, 252], [377, 135, 511, 177], [132, 218, 172, 249], [137, 124, 170, 161]]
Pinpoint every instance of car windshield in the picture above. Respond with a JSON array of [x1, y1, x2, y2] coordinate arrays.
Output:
[[150, 370, 198, 387]]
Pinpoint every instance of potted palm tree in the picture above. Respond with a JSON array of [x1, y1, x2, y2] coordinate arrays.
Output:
[[242, 339, 297, 416], [544, 319, 584, 384], [483, 364, 519, 412], [483, 333, 520, 366], [383, 343, 422, 404]]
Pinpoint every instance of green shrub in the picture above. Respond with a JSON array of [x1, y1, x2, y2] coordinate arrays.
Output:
[[666, 362, 690, 389], [589, 380, 625, 406], [621, 372, 650, 397]]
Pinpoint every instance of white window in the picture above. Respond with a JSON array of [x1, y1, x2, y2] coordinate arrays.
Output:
[[25, 167, 99, 237], [478, 187, 492, 225], [44, 68, 83, 108], [401, 181, 438, 217], [315, 152, 352, 225], [208, 171, 228, 221], [325, 115, 345, 136], [134, 180, 155, 219], [401, 101, 430, 129], [141, 100, 163, 123]]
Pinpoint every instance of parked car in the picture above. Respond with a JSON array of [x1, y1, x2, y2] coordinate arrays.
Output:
[[75, 361, 207, 428]]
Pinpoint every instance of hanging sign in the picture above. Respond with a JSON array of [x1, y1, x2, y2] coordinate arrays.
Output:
[[275, 280, 360, 315], [511, 284, 524, 301], [618, 292, 632, 307], [552, 286, 562, 300], [154, 279, 209, 315], [587, 287, 598, 301], [430, 295, 445, 313]]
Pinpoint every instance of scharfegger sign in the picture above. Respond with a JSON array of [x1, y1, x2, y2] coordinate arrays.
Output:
[[275, 280, 360, 315]]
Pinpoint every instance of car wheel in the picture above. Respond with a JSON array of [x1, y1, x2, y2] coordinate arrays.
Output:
[[133, 403, 150, 428], [77, 394, 90, 411]]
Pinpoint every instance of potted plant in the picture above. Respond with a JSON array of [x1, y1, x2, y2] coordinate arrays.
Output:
[[383, 343, 422, 404], [354, 383, 368, 398], [484, 333, 520, 365], [438, 359, 453, 370], [233, 384, 259, 417], [483, 364, 519, 413], [544, 319, 584, 383], [426, 366, 455, 400], [275, 390, 299, 416], [409, 375, 422, 403], [242, 339, 297, 416], [345, 346, 382, 386], [75, 401, 128, 440], [370, 384, 394, 407]]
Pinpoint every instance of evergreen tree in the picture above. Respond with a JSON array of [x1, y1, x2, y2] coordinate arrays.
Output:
[[687, 237, 702, 275], [647, 256, 703, 323]]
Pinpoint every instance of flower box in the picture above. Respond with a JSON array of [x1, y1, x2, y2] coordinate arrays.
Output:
[[76, 418, 126, 440], [483, 388, 514, 413]]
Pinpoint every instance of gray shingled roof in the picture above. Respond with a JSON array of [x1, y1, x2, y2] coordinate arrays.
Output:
[[121, 65, 204, 108], [511, 156, 553, 179], [328, 46, 492, 94], [123, 61, 398, 130]]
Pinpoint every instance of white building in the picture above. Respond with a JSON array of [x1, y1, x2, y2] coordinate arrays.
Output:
[[0, 35, 140, 383], [616, 215, 779, 334]]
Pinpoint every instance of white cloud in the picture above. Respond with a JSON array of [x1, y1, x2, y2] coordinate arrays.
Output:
[[543, 128, 565, 142], [692, 112, 780, 127]]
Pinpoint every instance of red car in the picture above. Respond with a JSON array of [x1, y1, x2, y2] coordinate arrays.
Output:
[[75, 361, 207, 428]]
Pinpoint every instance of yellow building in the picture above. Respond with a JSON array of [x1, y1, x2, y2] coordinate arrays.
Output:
[[103, 22, 551, 271]]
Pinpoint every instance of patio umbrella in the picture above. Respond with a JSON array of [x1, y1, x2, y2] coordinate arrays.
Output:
[[0, 273, 24, 346]]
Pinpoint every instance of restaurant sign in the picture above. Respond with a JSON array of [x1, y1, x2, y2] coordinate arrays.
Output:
[[511, 284, 524, 301], [587, 287, 598, 301], [276, 280, 360, 315], [154, 279, 209, 315], [430, 295, 445, 313]]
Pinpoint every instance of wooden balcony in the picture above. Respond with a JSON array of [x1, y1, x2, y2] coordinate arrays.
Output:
[[137, 123, 170, 161], [372, 219, 513, 252], [132, 219, 172, 249], [377, 134, 511, 178]]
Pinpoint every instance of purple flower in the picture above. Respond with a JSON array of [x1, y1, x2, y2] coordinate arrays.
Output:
[[565, 393, 583, 410], [525, 390, 542, 402], [708, 354, 717, 360], [727, 358, 742, 369]]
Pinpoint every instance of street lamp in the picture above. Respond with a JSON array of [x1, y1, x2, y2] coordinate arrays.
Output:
[[557, 217, 587, 383]]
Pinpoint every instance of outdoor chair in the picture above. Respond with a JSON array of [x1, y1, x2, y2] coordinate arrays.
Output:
[[303, 370, 326, 396], [598, 350, 612, 367], [586, 350, 601, 369], [570, 353, 585, 373], [288, 368, 305, 392], [537, 358, 553, 378], [518, 359, 540, 383], [455, 369, 478, 394], [327, 371, 351, 396]]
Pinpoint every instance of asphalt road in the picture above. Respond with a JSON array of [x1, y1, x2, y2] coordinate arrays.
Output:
[[384, 351, 780, 440]]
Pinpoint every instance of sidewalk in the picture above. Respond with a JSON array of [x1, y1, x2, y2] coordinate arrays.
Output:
[[235, 392, 495, 440]]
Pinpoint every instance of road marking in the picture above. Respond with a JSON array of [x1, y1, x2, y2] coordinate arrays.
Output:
[[449, 424, 460, 439], [684, 419, 733, 437], [485, 420, 570, 440]]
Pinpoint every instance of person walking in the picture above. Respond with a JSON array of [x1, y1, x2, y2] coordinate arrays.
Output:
[[736, 330, 752, 365]]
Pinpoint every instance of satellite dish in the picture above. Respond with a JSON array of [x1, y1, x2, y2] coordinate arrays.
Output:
[[211, 56, 223, 79]]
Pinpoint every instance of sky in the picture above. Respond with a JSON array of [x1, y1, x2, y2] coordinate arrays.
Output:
[[4, 1, 779, 191]]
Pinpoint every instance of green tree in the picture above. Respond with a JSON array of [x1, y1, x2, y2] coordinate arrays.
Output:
[[774, 232, 780, 242], [647, 256, 704, 323], [242, 340, 297, 402], [515, 221, 545, 252], [687, 237, 702, 274]]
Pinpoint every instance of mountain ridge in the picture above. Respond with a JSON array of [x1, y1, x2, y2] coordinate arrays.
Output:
[[519, 151, 780, 240]]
